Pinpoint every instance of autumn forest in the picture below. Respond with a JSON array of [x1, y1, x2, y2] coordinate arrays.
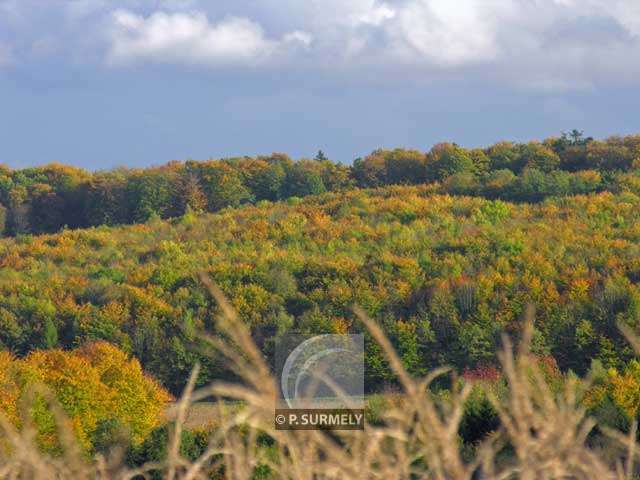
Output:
[[2, 131, 640, 466]]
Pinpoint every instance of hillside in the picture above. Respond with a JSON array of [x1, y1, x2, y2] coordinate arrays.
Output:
[[1, 184, 639, 394]]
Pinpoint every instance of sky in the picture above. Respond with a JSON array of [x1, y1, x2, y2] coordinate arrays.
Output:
[[0, 0, 639, 169]]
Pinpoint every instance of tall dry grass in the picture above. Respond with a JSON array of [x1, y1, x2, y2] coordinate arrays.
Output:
[[0, 278, 639, 479]]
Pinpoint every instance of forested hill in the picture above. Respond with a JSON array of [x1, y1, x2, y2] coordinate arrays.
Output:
[[1, 184, 639, 394], [1, 131, 640, 237]]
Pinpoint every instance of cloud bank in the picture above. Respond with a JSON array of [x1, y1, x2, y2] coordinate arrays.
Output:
[[2, 0, 640, 89]]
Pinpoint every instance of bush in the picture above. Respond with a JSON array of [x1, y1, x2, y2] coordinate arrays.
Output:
[[459, 385, 499, 444]]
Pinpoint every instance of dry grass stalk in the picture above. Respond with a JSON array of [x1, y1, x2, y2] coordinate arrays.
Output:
[[1, 282, 640, 479]]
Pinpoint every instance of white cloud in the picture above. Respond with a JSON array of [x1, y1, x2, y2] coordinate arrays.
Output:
[[387, 0, 507, 66], [252, 0, 640, 87], [367, 0, 640, 88], [597, 1, 640, 36], [2, 0, 640, 89], [550, 0, 640, 36], [357, 4, 395, 26], [282, 30, 312, 47], [107, 10, 311, 66], [282, 0, 395, 28]]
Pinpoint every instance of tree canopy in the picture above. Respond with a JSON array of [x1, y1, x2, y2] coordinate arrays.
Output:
[[1, 133, 639, 237]]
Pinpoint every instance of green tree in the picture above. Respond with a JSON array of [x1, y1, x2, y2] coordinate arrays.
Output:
[[487, 142, 522, 172], [0, 203, 6, 236], [519, 142, 561, 172], [199, 162, 253, 211], [284, 161, 327, 197], [83, 171, 129, 226], [384, 149, 427, 185], [42, 318, 59, 348], [469, 148, 491, 176], [245, 157, 288, 201], [127, 170, 174, 222], [430, 144, 475, 180], [29, 186, 66, 234], [351, 152, 387, 187], [442, 172, 479, 195], [586, 139, 635, 171], [482, 169, 517, 198], [314, 150, 328, 161]]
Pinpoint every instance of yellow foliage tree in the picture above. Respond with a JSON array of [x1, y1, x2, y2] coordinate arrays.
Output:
[[609, 360, 640, 418], [77, 342, 172, 444], [0, 342, 171, 453], [0, 351, 20, 425]]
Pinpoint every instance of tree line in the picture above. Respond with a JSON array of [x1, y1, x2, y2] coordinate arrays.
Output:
[[1, 131, 639, 236]]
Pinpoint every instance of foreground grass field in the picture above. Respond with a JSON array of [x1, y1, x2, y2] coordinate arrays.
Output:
[[2, 284, 640, 479], [165, 403, 222, 431]]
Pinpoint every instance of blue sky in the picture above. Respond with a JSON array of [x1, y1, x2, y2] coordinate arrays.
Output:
[[1, 0, 639, 169]]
